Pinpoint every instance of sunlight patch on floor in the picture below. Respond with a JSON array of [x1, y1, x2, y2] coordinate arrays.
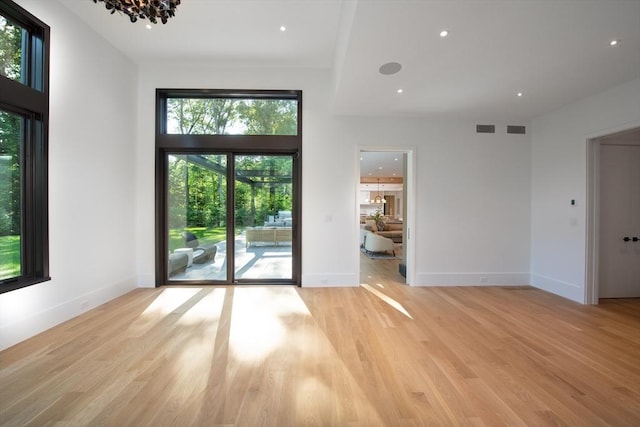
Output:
[[177, 288, 226, 326], [360, 283, 413, 319], [142, 287, 202, 316], [293, 325, 387, 425], [229, 287, 309, 363]]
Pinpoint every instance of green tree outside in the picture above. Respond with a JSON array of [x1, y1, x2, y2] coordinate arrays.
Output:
[[166, 97, 295, 250], [0, 16, 24, 280]]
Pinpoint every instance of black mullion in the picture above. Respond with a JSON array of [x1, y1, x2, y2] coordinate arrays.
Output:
[[155, 150, 168, 285], [292, 152, 301, 283], [227, 153, 235, 283]]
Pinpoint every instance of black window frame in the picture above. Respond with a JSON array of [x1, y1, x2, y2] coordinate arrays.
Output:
[[0, 0, 50, 294], [155, 89, 302, 286]]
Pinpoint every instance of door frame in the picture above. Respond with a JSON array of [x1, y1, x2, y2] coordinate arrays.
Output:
[[357, 146, 416, 285], [232, 153, 299, 284], [155, 89, 302, 286], [157, 151, 300, 286], [585, 122, 640, 304]]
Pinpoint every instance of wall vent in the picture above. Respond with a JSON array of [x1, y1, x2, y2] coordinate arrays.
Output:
[[507, 125, 526, 134], [476, 124, 495, 133]]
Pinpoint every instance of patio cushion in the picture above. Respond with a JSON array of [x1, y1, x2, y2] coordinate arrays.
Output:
[[168, 252, 189, 275], [182, 232, 217, 264]]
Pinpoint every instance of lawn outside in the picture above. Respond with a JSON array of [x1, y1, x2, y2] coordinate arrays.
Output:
[[168, 226, 231, 252], [0, 235, 20, 280]]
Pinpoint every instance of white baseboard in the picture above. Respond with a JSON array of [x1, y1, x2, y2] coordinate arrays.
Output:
[[414, 272, 531, 287], [530, 274, 584, 303], [0, 277, 137, 351], [302, 274, 359, 287], [137, 274, 155, 287]]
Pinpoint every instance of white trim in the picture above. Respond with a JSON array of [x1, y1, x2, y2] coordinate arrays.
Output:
[[356, 146, 417, 285], [585, 138, 600, 304], [585, 121, 640, 304], [531, 273, 583, 303], [301, 274, 358, 287], [414, 272, 530, 286]]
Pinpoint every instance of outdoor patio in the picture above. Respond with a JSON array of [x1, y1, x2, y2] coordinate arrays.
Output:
[[169, 232, 292, 281]]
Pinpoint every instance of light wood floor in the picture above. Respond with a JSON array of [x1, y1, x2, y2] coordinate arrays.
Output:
[[1, 260, 639, 426]]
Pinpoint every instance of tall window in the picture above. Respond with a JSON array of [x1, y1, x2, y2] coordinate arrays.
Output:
[[0, 1, 50, 293], [156, 90, 302, 285]]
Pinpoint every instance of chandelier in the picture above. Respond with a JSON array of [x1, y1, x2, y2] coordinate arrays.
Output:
[[92, 0, 181, 24]]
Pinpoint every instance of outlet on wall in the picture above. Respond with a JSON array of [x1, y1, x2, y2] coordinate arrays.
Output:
[[480, 277, 489, 283], [80, 300, 89, 311]]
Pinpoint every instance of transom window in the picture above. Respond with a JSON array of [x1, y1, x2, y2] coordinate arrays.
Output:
[[166, 97, 298, 135]]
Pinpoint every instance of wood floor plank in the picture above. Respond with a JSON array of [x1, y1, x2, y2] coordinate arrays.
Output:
[[1, 259, 639, 426]]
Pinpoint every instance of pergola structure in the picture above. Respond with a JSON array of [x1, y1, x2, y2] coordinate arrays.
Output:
[[184, 154, 292, 226]]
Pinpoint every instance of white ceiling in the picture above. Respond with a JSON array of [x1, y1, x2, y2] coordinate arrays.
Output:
[[58, 0, 640, 121], [57, 0, 343, 67], [360, 151, 405, 178]]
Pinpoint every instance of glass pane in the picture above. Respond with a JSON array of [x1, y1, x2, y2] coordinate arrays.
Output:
[[235, 155, 293, 280], [0, 110, 22, 280], [167, 154, 227, 281], [0, 14, 24, 83], [166, 98, 297, 135]]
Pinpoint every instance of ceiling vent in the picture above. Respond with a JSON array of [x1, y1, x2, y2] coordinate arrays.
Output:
[[476, 124, 495, 133], [507, 125, 526, 134]]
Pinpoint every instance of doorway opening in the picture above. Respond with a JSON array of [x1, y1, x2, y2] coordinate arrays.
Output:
[[358, 149, 414, 286], [586, 126, 640, 303]]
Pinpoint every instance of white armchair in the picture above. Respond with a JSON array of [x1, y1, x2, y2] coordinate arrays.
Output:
[[363, 231, 395, 255]]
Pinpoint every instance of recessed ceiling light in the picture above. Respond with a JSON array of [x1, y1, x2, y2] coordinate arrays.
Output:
[[609, 39, 619, 46], [379, 62, 402, 75], [440, 30, 449, 37], [394, 157, 398, 161], [517, 92, 523, 97], [392, 173, 396, 176], [280, 26, 286, 32], [360, 157, 363, 161], [145, 24, 152, 30], [368, 172, 372, 176], [397, 88, 403, 94], [378, 166, 383, 170]]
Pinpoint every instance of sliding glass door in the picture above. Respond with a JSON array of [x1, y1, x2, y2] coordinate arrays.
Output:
[[166, 154, 228, 281], [234, 155, 293, 281], [163, 152, 296, 284]]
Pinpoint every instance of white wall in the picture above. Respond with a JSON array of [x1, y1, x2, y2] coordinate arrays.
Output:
[[135, 65, 532, 289], [0, 0, 139, 351], [343, 116, 532, 286], [531, 78, 640, 303]]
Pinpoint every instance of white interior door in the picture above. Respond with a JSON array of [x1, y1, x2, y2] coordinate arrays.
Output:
[[599, 141, 640, 298]]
